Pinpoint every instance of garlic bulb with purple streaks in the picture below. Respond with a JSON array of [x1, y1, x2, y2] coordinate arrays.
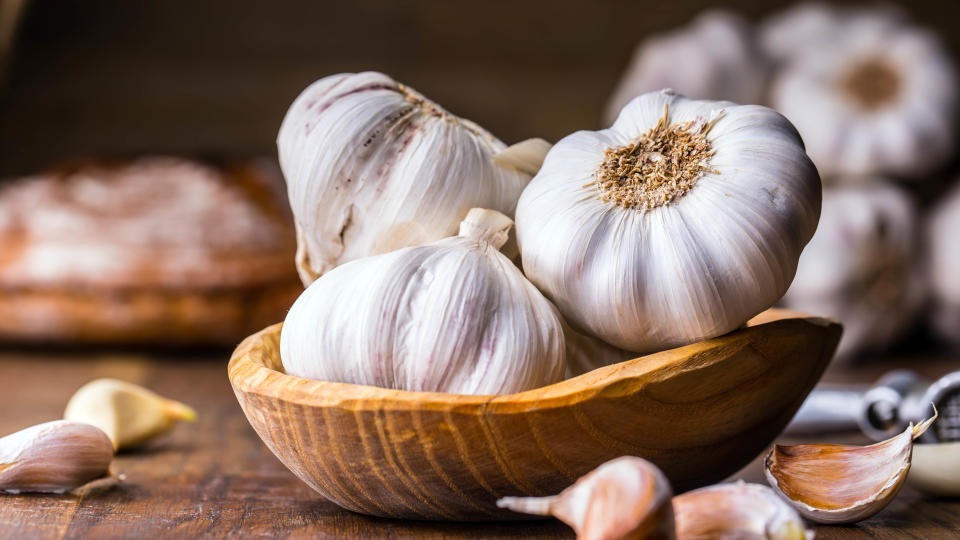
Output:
[[280, 209, 565, 395], [278, 71, 533, 285]]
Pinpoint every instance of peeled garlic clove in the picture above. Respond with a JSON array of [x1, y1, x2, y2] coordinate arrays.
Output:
[[908, 442, 960, 497], [498, 456, 674, 540], [605, 10, 768, 125], [764, 413, 937, 524], [281, 208, 565, 395], [0, 420, 113, 494], [516, 89, 820, 354], [64, 378, 197, 451], [278, 71, 533, 285], [672, 482, 811, 540], [927, 183, 960, 347]]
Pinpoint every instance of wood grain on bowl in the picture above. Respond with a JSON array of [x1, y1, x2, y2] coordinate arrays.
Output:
[[227, 309, 841, 521]]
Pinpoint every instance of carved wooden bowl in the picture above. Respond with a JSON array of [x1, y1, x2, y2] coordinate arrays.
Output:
[[228, 309, 840, 521]]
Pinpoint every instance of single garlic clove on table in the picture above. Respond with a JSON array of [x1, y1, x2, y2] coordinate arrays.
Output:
[[64, 378, 196, 451], [497, 456, 675, 540], [672, 482, 811, 540], [0, 420, 113, 494], [764, 412, 937, 524]]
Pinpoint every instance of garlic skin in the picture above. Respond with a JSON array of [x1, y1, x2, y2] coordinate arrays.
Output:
[[563, 322, 635, 378], [605, 10, 767, 124], [0, 420, 113, 494], [764, 413, 936, 524], [516, 89, 820, 354], [64, 378, 197, 451], [927, 184, 960, 347], [767, 5, 958, 179], [278, 71, 532, 285], [781, 181, 923, 361], [281, 208, 565, 395], [672, 482, 811, 540], [497, 456, 675, 540]]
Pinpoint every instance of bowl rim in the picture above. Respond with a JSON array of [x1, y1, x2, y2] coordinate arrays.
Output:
[[228, 308, 837, 414]]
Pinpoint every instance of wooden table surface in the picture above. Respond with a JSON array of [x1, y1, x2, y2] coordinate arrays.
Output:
[[1, 346, 958, 539]]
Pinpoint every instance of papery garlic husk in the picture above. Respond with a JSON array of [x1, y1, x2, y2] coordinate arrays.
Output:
[[766, 4, 958, 179], [497, 456, 674, 540], [908, 441, 960, 497], [764, 413, 937, 524], [281, 208, 565, 395], [927, 183, 960, 347], [605, 10, 767, 125], [672, 482, 812, 540], [278, 71, 533, 285], [0, 420, 113, 494], [781, 181, 923, 361], [516, 89, 821, 354], [64, 378, 197, 451]]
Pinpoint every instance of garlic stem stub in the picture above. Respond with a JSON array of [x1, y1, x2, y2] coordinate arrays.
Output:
[[764, 412, 937, 524], [0, 420, 113, 494], [281, 208, 565, 395], [516, 89, 821, 354], [497, 456, 675, 540], [278, 71, 533, 285], [63, 378, 197, 451], [672, 482, 811, 540]]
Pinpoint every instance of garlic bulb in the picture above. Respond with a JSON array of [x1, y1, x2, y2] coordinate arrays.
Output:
[[497, 456, 675, 540], [767, 4, 958, 179], [281, 208, 565, 395], [927, 183, 960, 346], [516, 89, 820, 354], [563, 322, 635, 378], [781, 181, 923, 360], [278, 71, 533, 285], [605, 10, 767, 124], [672, 482, 811, 540], [764, 413, 936, 524]]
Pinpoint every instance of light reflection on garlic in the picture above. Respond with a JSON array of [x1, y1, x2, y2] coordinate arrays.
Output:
[[766, 4, 958, 179], [605, 10, 767, 124], [927, 183, 960, 347], [672, 482, 811, 540], [781, 181, 923, 361]]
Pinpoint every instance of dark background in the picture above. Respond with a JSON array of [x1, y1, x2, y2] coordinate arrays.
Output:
[[1, 0, 957, 177]]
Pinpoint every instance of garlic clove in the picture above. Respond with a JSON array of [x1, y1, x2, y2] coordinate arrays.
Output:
[[908, 441, 960, 497], [764, 412, 937, 524], [497, 456, 674, 540], [0, 420, 113, 494], [493, 138, 553, 177], [64, 378, 196, 451], [672, 482, 811, 540]]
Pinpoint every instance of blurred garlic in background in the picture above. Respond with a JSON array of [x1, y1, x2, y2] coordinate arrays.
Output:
[[605, 10, 767, 124], [781, 181, 924, 361], [927, 184, 960, 347], [767, 4, 958, 179]]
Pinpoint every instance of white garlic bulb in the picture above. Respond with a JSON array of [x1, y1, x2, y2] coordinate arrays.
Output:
[[927, 183, 960, 346], [605, 10, 767, 125], [767, 5, 958, 179], [516, 89, 821, 354], [281, 208, 565, 395], [278, 71, 532, 285], [781, 181, 923, 360]]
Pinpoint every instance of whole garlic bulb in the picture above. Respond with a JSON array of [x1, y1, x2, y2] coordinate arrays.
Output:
[[767, 5, 958, 179], [516, 89, 820, 354], [781, 181, 923, 360], [278, 71, 532, 285], [927, 183, 960, 346], [605, 10, 767, 124], [281, 208, 565, 395]]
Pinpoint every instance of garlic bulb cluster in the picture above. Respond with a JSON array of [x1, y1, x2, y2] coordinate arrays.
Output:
[[516, 89, 820, 354], [765, 4, 958, 179], [281, 208, 565, 395], [605, 10, 767, 124], [927, 184, 960, 346], [781, 181, 923, 360], [278, 71, 533, 285]]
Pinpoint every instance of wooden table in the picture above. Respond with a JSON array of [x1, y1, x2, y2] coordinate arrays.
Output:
[[1, 347, 958, 539]]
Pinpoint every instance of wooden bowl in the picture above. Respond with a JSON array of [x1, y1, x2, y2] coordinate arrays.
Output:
[[228, 309, 840, 521]]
